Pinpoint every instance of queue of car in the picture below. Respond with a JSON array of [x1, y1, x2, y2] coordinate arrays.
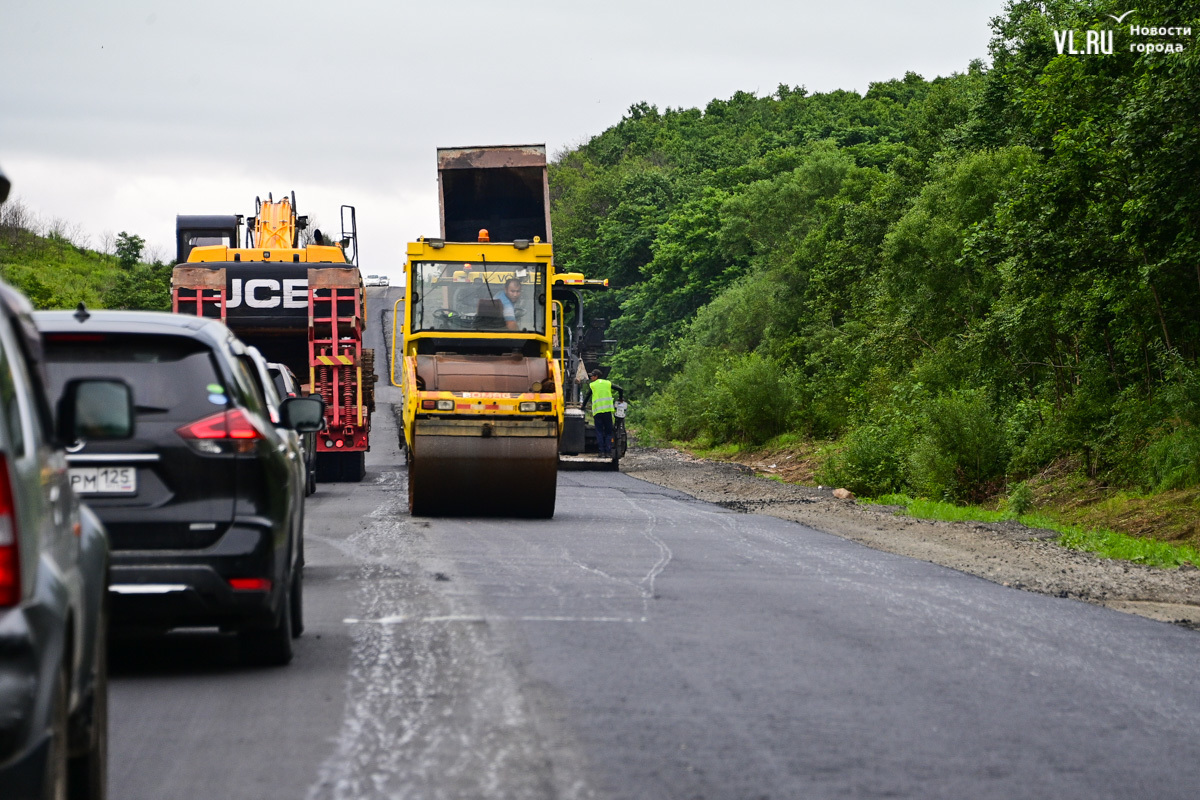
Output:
[[0, 155, 327, 799], [0, 281, 122, 799]]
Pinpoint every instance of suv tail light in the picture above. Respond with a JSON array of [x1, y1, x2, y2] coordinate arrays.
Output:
[[0, 455, 20, 607], [177, 409, 264, 454], [228, 577, 271, 591]]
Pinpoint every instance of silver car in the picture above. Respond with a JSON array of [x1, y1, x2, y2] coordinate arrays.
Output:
[[0, 278, 131, 800]]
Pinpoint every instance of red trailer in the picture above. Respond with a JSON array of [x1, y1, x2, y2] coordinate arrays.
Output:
[[172, 194, 373, 481]]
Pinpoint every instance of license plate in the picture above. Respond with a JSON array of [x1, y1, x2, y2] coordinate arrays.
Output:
[[69, 466, 137, 495]]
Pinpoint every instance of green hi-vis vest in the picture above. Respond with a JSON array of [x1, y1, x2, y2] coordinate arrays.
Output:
[[590, 378, 615, 414]]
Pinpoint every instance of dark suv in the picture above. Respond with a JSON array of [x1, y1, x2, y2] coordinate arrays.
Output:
[[0, 284, 125, 799], [35, 310, 323, 665]]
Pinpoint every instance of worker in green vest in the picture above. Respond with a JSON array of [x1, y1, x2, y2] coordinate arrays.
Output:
[[586, 369, 616, 457]]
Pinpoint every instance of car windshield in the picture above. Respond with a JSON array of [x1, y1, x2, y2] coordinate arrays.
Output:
[[43, 334, 224, 423], [410, 261, 546, 334]]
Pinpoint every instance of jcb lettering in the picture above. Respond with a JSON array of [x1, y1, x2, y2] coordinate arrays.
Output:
[[283, 279, 307, 309], [227, 278, 309, 309], [246, 279, 279, 308]]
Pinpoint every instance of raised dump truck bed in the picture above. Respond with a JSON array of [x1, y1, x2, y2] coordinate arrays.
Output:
[[437, 145, 551, 243]]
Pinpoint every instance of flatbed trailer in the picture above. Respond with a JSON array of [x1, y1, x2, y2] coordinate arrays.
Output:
[[172, 196, 373, 481]]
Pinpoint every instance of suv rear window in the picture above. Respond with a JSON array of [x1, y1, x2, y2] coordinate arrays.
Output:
[[44, 334, 225, 423]]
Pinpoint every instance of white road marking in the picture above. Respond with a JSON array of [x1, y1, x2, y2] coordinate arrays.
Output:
[[343, 615, 643, 624]]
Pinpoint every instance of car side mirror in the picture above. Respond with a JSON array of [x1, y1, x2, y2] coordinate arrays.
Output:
[[56, 379, 134, 442], [280, 396, 325, 432]]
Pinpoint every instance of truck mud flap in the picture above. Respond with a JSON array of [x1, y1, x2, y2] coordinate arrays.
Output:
[[316, 451, 366, 482]]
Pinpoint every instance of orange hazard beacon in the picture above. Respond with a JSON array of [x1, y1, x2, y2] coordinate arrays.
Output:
[[171, 193, 375, 482]]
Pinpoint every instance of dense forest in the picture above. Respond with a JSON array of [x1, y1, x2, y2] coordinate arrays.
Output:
[[548, 0, 1200, 502]]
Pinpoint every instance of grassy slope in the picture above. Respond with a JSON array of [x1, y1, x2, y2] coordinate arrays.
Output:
[[0, 229, 123, 309]]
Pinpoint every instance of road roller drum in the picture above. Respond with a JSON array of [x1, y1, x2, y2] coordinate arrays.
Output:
[[408, 419, 558, 518]]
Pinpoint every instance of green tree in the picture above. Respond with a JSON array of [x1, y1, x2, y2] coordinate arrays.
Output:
[[114, 231, 145, 270], [104, 261, 171, 310], [548, 0, 1200, 499]]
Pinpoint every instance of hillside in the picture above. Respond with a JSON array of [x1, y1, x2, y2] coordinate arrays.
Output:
[[0, 197, 170, 310], [548, 0, 1200, 527]]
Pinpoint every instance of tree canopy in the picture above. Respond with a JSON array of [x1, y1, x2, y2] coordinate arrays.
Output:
[[549, 0, 1200, 499]]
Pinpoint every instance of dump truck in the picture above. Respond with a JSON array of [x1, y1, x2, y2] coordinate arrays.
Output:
[[172, 193, 373, 482], [396, 144, 607, 517]]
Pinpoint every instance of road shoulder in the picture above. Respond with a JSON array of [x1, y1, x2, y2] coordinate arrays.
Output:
[[621, 447, 1200, 629]]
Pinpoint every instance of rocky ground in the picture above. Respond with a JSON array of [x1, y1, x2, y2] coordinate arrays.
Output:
[[621, 446, 1200, 630]]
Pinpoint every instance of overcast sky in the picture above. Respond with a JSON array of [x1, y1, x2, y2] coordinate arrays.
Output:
[[1, 0, 1005, 278]]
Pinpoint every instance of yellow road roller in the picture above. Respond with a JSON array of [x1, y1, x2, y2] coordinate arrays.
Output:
[[396, 145, 604, 517]]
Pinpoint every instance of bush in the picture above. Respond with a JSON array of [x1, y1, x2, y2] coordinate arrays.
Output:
[[1142, 426, 1200, 492], [705, 353, 795, 444], [909, 389, 1008, 501], [644, 351, 796, 446], [104, 262, 171, 310], [640, 352, 722, 442], [816, 417, 914, 496], [1006, 400, 1062, 478], [1005, 481, 1033, 516]]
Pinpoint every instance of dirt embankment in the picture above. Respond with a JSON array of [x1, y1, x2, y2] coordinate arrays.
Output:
[[621, 447, 1200, 630]]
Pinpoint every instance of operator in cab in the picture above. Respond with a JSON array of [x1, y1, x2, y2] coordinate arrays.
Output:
[[500, 278, 525, 331]]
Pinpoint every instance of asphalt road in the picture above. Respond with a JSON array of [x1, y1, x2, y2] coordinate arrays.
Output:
[[108, 287, 1200, 799]]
